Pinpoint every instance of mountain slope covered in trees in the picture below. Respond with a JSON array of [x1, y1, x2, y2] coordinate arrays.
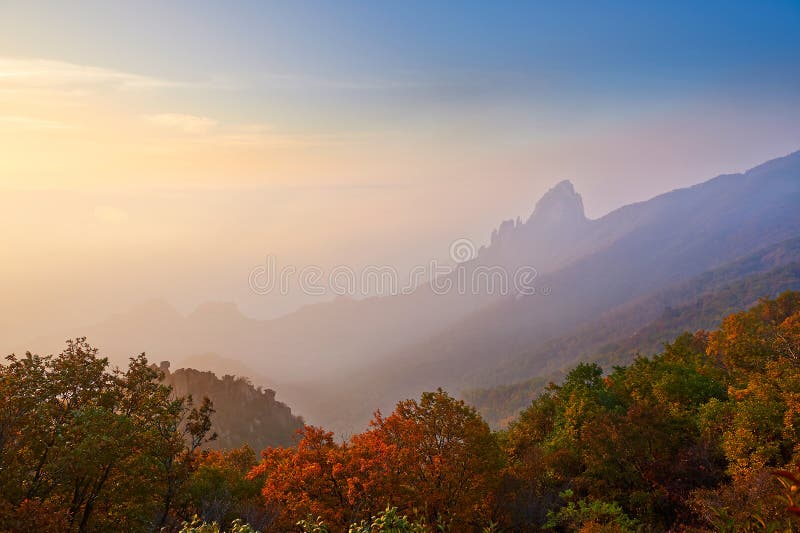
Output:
[[302, 151, 800, 433], [159, 364, 304, 450], [466, 239, 800, 426], [189, 292, 800, 531], [18, 151, 800, 436], [366, 152, 800, 386]]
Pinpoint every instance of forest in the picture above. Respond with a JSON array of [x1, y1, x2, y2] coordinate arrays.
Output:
[[2, 292, 800, 532]]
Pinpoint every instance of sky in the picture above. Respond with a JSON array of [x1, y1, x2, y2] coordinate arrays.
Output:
[[1, 1, 799, 341]]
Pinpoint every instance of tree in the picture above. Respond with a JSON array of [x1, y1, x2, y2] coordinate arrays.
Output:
[[0, 339, 216, 532], [249, 425, 353, 530], [360, 389, 504, 529], [251, 390, 504, 530], [183, 445, 274, 530]]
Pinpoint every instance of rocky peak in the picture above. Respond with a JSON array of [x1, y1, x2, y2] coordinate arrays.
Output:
[[486, 180, 588, 250], [490, 217, 522, 245], [527, 180, 587, 227]]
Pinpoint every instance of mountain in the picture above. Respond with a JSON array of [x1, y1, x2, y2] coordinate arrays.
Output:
[[479, 179, 592, 272], [480, 235, 800, 387], [305, 150, 800, 432], [19, 177, 633, 392], [24, 275, 503, 397], [465, 237, 800, 426], [159, 362, 304, 450], [23, 150, 800, 434]]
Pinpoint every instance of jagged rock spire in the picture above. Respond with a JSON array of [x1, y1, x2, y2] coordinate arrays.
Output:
[[527, 180, 586, 226]]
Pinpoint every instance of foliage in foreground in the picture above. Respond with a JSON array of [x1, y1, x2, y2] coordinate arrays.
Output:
[[2, 292, 800, 531], [249, 389, 503, 531], [0, 338, 272, 531], [249, 292, 800, 531]]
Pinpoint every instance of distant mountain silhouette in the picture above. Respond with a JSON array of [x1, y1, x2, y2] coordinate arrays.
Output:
[[25, 150, 800, 433], [480, 179, 592, 272], [306, 150, 800, 432]]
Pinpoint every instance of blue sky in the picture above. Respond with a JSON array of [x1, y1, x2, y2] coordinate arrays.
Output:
[[3, 1, 798, 130]]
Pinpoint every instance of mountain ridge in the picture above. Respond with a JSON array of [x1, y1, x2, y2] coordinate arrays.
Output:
[[20, 150, 800, 433], [301, 150, 800, 432]]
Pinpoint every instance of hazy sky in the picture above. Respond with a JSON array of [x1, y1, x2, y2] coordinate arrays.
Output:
[[1, 1, 799, 341]]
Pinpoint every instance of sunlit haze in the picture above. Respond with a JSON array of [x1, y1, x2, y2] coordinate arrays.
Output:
[[5, 3, 800, 530], [1, 1, 799, 345]]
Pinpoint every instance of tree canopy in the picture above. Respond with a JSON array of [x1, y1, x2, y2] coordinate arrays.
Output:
[[3, 292, 800, 531]]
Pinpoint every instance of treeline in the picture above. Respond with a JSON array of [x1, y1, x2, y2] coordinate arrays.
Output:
[[3, 292, 800, 531], [242, 295, 800, 531]]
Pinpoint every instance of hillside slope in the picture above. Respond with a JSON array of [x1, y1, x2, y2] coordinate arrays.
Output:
[[313, 152, 800, 432], [23, 151, 800, 433], [466, 244, 800, 426], [160, 363, 304, 449]]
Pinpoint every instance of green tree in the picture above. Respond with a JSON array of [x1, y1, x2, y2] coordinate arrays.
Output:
[[0, 339, 216, 531]]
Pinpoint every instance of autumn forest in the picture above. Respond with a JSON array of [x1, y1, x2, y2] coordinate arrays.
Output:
[[2, 293, 800, 531], [3, 3, 800, 532]]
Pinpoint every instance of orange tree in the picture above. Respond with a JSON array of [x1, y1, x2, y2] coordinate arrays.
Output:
[[362, 389, 504, 529], [250, 389, 504, 531], [248, 426, 354, 530]]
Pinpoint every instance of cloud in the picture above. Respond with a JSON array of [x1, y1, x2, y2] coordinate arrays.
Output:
[[143, 113, 218, 134], [0, 115, 71, 130], [0, 57, 177, 90], [140, 118, 330, 146]]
